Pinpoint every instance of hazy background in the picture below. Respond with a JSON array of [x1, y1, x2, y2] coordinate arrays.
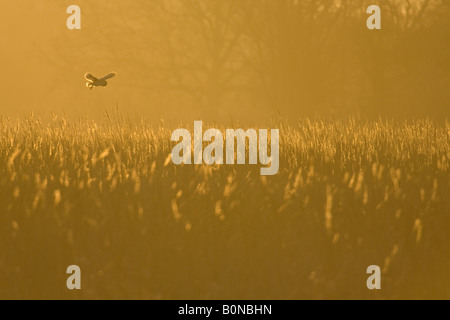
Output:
[[0, 0, 449, 123]]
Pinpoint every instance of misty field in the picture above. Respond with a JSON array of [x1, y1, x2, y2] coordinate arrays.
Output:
[[0, 115, 448, 299]]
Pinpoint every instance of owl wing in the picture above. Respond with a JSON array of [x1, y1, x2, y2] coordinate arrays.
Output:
[[99, 72, 116, 81], [84, 73, 98, 83]]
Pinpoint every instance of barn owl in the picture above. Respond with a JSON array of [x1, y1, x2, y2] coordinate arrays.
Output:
[[85, 72, 116, 89]]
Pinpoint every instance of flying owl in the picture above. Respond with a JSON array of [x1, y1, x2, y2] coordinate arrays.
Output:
[[85, 72, 116, 89]]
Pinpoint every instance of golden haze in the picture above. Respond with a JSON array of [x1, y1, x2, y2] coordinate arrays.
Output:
[[0, 0, 449, 299]]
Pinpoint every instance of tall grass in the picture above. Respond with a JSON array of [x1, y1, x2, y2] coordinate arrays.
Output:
[[0, 115, 448, 299]]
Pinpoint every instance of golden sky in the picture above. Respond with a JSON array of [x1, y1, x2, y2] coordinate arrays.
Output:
[[0, 1, 448, 122]]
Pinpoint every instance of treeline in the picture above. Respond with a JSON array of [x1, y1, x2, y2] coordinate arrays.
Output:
[[54, 0, 450, 120]]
